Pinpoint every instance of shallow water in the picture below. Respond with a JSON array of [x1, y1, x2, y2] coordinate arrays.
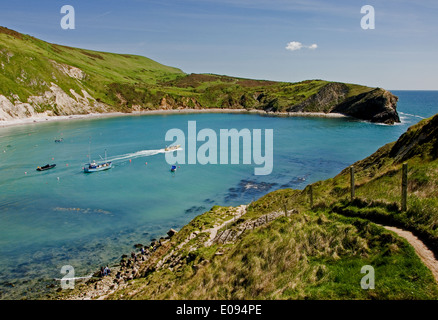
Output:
[[0, 90, 437, 299]]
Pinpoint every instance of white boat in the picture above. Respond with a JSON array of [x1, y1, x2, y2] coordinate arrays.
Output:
[[165, 144, 180, 151], [84, 149, 112, 173], [84, 160, 112, 173]]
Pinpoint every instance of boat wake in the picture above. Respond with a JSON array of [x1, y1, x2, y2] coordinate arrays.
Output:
[[399, 112, 425, 119], [108, 147, 183, 162]]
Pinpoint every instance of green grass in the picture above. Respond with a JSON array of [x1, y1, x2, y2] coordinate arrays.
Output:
[[0, 28, 184, 109], [1, 27, 376, 115], [107, 211, 438, 300]]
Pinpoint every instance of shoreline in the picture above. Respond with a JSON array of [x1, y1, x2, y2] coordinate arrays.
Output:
[[0, 108, 349, 128]]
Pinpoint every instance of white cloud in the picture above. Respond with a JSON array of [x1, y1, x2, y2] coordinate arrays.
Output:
[[286, 41, 318, 51], [285, 41, 303, 51]]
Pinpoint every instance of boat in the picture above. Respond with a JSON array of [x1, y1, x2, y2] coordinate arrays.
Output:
[[84, 149, 112, 173], [36, 164, 56, 171], [84, 161, 112, 173], [165, 144, 180, 152], [55, 138, 63, 143], [170, 165, 177, 172]]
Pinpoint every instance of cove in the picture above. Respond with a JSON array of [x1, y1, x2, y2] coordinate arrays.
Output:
[[0, 100, 433, 299]]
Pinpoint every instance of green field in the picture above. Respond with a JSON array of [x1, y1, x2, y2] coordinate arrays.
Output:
[[0, 26, 373, 114]]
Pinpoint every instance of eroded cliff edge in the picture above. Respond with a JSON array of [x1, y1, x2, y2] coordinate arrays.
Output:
[[287, 82, 399, 124]]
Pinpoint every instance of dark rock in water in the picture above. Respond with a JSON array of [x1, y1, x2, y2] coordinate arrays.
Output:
[[121, 254, 128, 259], [225, 179, 278, 201], [203, 198, 215, 204], [133, 243, 143, 249], [150, 238, 156, 242], [280, 175, 308, 188], [287, 83, 400, 124], [184, 205, 206, 214], [332, 88, 400, 124]]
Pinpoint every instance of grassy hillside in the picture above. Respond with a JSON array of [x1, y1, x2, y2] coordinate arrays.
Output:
[[62, 113, 438, 300], [1, 26, 379, 116], [0, 27, 184, 111], [104, 210, 437, 300]]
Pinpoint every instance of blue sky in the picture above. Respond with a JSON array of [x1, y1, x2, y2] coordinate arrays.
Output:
[[1, 0, 437, 89]]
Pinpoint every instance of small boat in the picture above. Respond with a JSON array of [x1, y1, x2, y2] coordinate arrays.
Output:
[[84, 161, 112, 173], [36, 164, 56, 171], [170, 165, 177, 172], [55, 138, 63, 143], [84, 149, 112, 173], [165, 144, 180, 152]]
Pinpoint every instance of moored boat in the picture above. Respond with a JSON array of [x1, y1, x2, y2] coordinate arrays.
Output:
[[36, 164, 56, 171]]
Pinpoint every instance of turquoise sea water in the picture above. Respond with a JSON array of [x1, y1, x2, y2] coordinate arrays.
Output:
[[0, 90, 437, 299]]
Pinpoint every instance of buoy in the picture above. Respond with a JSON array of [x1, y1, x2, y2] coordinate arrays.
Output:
[[145, 162, 147, 165], [52, 158, 54, 160], [25, 172, 27, 175], [129, 159, 132, 163], [66, 164, 68, 166]]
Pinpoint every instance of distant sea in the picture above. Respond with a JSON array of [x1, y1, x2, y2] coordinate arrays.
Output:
[[0, 90, 437, 299]]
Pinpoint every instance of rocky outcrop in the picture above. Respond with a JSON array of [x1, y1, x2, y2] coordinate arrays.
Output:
[[0, 83, 109, 121], [288, 83, 400, 124], [288, 82, 350, 113], [332, 88, 400, 124], [389, 113, 438, 162], [51, 60, 87, 80]]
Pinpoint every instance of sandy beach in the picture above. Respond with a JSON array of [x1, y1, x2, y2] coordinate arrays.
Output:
[[0, 108, 348, 128]]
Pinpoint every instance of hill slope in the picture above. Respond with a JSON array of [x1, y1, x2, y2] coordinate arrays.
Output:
[[61, 113, 438, 300], [0, 27, 399, 124]]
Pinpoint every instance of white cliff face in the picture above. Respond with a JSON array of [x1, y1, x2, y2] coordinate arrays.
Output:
[[0, 58, 112, 121], [51, 60, 86, 80], [0, 83, 110, 121]]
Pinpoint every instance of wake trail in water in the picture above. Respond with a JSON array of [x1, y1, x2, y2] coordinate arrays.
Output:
[[399, 112, 426, 119], [107, 148, 182, 162]]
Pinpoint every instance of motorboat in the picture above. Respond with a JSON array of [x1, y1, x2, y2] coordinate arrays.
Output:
[[84, 149, 112, 173], [84, 161, 112, 173], [36, 164, 56, 171], [165, 144, 180, 152]]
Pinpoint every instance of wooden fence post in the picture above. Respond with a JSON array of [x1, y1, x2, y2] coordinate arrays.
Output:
[[350, 166, 355, 201], [401, 163, 408, 211]]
